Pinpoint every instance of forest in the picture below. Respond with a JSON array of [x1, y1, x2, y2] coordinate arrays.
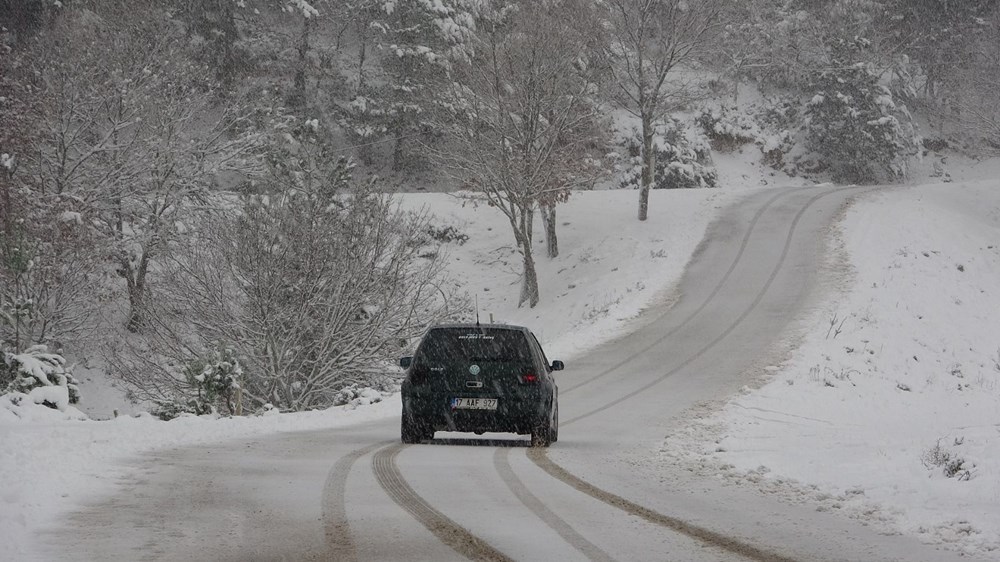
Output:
[[2, 0, 999, 415]]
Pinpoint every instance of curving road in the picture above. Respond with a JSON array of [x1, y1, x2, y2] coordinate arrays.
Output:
[[42, 185, 971, 561]]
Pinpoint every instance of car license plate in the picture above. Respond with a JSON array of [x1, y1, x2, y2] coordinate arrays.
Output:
[[451, 397, 498, 410]]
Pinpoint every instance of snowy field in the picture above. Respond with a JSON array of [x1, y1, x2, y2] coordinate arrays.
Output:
[[2, 176, 999, 558]]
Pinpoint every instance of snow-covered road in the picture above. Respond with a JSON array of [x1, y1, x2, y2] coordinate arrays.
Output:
[[38, 186, 971, 561]]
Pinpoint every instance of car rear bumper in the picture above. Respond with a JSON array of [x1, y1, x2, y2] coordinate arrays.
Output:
[[402, 394, 548, 434]]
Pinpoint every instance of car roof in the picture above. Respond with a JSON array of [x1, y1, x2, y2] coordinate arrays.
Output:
[[426, 323, 530, 333]]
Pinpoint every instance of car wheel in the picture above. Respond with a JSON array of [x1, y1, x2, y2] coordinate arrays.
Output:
[[530, 405, 553, 448], [401, 416, 430, 444], [549, 402, 559, 443]]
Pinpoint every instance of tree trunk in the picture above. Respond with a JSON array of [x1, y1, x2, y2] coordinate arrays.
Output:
[[513, 205, 539, 308], [124, 252, 150, 333], [392, 129, 405, 171], [125, 279, 144, 333], [1, 168, 12, 254], [638, 113, 655, 221], [542, 204, 558, 258], [217, 0, 239, 85], [234, 384, 243, 416], [391, 6, 414, 172], [356, 21, 367, 96], [519, 243, 539, 308], [291, 17, 311, 108]]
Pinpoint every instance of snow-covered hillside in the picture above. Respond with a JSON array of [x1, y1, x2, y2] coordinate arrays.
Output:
[[3, 176, 999, 559], [665, 179, 1000, 558], [395, 189, 738, 360]]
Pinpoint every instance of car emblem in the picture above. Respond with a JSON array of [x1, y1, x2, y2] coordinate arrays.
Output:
[[469, 364, 481, 376]]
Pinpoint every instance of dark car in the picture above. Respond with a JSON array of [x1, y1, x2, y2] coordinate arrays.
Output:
[[399, 323, 563, 447]]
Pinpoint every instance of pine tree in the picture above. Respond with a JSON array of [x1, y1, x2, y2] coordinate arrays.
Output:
[[346, 0, 478, 170], [619, 119, 717, 191], [804, 37, 916, 184], [2, 346, 81, 409]]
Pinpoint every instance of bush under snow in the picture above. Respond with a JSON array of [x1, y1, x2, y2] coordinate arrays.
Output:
[[1, 345, 86, 421], [616, 118, 718, 191]]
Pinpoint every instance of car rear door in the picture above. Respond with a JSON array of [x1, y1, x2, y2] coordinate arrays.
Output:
[[413, 328, 538, 404]]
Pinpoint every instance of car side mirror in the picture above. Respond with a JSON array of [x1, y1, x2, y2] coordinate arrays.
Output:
[[400, 356, 413, 369], [550, 360, 564, 371]]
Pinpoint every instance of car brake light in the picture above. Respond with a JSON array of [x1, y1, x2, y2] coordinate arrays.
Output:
[[409, 366, 429, 385], [521, 373, 538, 384]]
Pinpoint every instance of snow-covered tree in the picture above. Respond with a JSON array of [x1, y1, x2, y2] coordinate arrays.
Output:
[[695, 103, 761, 151], [343, 0, 479, 170], [430, 0, 607, 307], [716, 0, 886, 94], [601, 0, 723, 221], [181, 344, 244, 416], [0, 199, 100, 353], [110, 124, 460, 412], [804, 37, 917, 184], [711, 0, 788, 102], [172, 0, 248, 85], [878, 0, 995, 100], [1, 345, 80, 410], [0, 0, 59, 46], [21, 7, 263, 332], [900, 3, 1000, 150], [1, 22, 101, 354], [618, 119, 717, 190]]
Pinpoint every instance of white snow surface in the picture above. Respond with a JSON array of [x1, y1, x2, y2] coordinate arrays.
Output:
[[0, 187, 731, 559], [664, 179, 1000, 559], [0, 399, 400, 559], [395, 189, 736, 361], [3, 173, 1000, 559]]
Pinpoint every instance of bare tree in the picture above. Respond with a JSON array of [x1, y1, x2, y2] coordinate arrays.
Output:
[[173, 0, 245, 85], [946, 5, 1000, 151], [112, 130, 461, 412], [710, 0, 785, 103], [602, 0, 722, 221], [0, 49, 28, 282], [431, 0, 606, 307], [1, 15, 102, 353], [0, 195, 100, 352], [23, 8, 262, 332]]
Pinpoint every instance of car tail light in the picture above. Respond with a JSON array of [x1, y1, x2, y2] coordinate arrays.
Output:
[[520, 373, 538, 384], [409, 366, 429, 385]]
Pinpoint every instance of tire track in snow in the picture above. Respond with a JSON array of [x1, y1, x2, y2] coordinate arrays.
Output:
[[562, 187, 796, 395], [493, 447, 615, 562], [365, 185, 792, 561], [563, 186, 863, 425], [530, 185, 868, 561], [526, 447, 796, 562], [372, 443, 514, 562], [322, 440, 394, 561]]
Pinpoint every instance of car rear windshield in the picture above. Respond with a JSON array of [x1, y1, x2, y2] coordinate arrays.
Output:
[[416, 328, 533, 363]]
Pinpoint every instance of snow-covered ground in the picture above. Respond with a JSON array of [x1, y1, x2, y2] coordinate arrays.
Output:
[[0, 187, 733, 558], [0, 394, 399, 559], [664, 179, 1000, 559], [395, 188, 740, 361], [3, 170, 999, 558]]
